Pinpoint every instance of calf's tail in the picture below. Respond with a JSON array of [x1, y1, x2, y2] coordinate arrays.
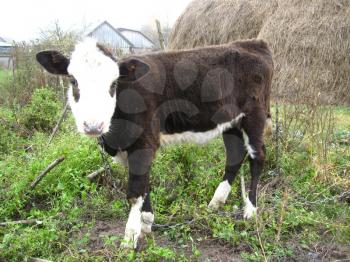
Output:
[[264, 112, 272, 137]]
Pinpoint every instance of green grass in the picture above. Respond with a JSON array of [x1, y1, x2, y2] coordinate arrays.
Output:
[[0, 106, 349, 261], [0, 69, 11, 84], [334, 107, 350, 130]]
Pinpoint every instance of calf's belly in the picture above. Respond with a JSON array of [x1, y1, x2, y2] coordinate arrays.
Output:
[[160, 113, 244, 146]]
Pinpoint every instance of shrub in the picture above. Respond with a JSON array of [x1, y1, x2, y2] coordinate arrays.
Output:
[[20, 87, 61, 132], [0, 109, 24, 156], [0, 124, 19, 155]]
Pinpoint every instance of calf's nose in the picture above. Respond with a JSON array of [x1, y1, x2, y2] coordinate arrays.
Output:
[[83, 121, 104, 136]]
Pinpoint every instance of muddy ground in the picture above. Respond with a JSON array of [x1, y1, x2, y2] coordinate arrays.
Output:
[[81, 220, 350, 261]]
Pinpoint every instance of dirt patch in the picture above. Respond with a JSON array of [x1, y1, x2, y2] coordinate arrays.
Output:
[[192, 240, 245, 261], [24, 194, 52, 212], [284, 242, 350, 262], [78, 219, 349, 261], [139, 234, 245, 261], [87, 220, 125, 251], [82, 219, 244, 260]]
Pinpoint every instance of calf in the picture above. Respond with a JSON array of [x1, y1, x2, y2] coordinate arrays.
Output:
[[36, 38, 273, 248]]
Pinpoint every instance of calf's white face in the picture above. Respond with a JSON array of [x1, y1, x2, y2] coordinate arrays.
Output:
[[67, 39, 119, 136], [36, 38, 119, 137]]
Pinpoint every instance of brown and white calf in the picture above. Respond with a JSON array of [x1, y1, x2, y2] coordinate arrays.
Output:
[[36, 38, 273, 248]]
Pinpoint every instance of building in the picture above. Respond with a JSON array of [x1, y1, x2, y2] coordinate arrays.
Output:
[[0, 37, 13, 69], [87, 21, 156, 54]]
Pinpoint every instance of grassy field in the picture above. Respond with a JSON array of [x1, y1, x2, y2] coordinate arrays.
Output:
[[0, 69, 4, 81], [0, 69, 12, 103], [0, 104, 349, 261], [0, 69, 10, 82]]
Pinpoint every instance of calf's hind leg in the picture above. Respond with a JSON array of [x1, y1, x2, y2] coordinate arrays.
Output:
[[208, 128, 246, 209], [241, 112, 266, 219]]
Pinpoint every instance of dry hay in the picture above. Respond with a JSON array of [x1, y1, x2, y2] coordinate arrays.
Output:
[[169, 0, 350, 104], [168, 0, 277, 50], [258, 0, 350, 104]]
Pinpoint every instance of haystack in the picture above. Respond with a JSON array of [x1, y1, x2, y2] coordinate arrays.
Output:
[[168, 0, 277, 50], [169, 0, 350, 104], [258, 0, 350, 104]]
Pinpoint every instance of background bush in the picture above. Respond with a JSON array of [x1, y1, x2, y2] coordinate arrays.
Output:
[[20, 87, 61, 133], [0, 109, 24, 156]]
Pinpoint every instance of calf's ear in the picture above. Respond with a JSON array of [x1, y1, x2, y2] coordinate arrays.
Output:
[[36, 50, 69, 75], [119, 58, 150, 81]]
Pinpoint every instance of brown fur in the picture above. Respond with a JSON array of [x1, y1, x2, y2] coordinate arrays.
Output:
[[96, 43, 117, 62], [112, 39, 273, 141]]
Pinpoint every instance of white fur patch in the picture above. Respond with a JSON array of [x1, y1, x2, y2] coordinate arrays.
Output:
[[113, 151, 128, 167], [67, 38, 119, 135], [232, 113, 245, 125], [208, 180, 232, 209], [122, 197, 143, 249], [242, 130, 256, 159], [243, 197, 257, 219], [141, 212, 154, 235], [160, 113, 245, 146]]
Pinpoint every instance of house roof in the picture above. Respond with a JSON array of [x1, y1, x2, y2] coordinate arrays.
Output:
[[0, 41, 12, 47], [88, 21, 135, 48], [87, 21, 155, 49], [0, 36, 12, 45], [117, 28, 155, 46]]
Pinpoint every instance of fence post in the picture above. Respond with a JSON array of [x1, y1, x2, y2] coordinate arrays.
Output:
[[11, 47, 16, 96], [156, 19, 165, 50]]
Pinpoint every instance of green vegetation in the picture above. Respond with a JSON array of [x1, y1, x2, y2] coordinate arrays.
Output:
[[1, 21, 348, 261], [0, 88, 61, 156], [0, 69, 11, 94], [0, 91, 349, 260], [0, 68, 9, 82], [20, 88, 61, 132]]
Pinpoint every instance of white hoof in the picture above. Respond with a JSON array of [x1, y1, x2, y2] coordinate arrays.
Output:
[[208, 199, 221, 210], [121, 226, 140, 249], [243, 197, 257, 219], [208, 180, 231, 210], [122, 196, 143, 249], [141, 212, 154, 235], [120, 240, 136, 249]]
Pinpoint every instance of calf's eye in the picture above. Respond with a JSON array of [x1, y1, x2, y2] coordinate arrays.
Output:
[[69, 77, 80, 102], [109, 81, 117, 97], [70, 78, 78, 87]]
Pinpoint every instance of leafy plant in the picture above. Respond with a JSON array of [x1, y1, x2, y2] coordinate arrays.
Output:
[[20, 87, 61, 132]]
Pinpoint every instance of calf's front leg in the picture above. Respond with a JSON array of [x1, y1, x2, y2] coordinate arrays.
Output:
[[121, 148, 155, 249], [140, 192, 154, 236]]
